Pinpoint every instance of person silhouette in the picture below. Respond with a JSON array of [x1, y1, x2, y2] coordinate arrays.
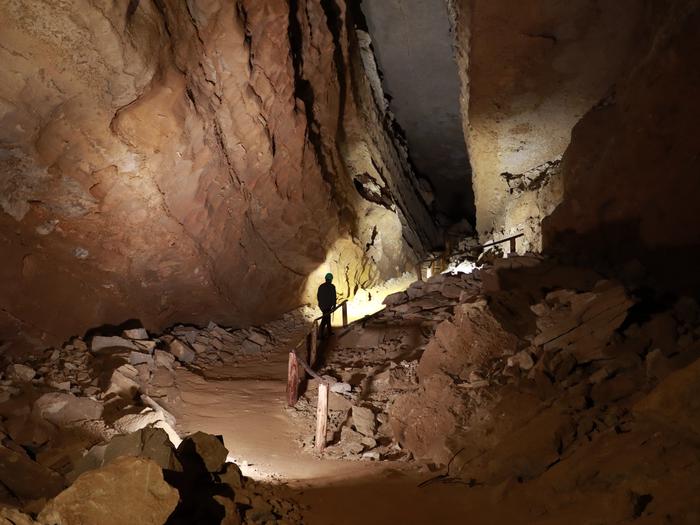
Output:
[[317, 273, 337, 339]]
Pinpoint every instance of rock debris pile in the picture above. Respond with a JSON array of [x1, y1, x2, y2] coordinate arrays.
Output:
[[0, 313, 311, 524], [299, 255, 700, 521]]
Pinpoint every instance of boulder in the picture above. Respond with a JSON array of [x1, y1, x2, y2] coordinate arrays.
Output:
[[507, 350, 534, 370], [91, 336, 138, 353], [0, 446, 65, 501], [531, 281, 633, 362], [218, 462, 244, 489], [154, 350, 176, 369], [32, 393, 103, 426], [383, 291, 408, 306], [351, 406, 376, 437], [0, 507, 38, 525], [105, 366, 141, 398], [338, 426, 365, 455], [39, 456, 179, 525], [635, 356, 700, 437], [6, 364, 36, 382], [179, 432, 228, 473], [168, 339, 195, 364]]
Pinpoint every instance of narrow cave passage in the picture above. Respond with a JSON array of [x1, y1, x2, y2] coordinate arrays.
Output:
[[359, 0, 475, 224], [1, 1, 700, 524]]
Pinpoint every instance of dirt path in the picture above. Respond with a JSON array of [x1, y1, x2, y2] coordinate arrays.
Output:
[[169, 329, 489, 524]]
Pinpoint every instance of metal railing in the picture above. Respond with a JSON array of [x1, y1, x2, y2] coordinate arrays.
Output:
[[286, 300, 348, 452]]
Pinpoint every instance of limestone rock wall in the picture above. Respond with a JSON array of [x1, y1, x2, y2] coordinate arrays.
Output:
[[542, 0, 700, 294], [453, 0, 643, 250], [0, 0, 437, 351]]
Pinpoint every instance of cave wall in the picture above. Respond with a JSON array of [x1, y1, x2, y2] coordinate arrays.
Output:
[[361, 0, 474, 222], [543, 0, 700, 293], [0, 0, 437, 351], [453, 0, 644, 250]]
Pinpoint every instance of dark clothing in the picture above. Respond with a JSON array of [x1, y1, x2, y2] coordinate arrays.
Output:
[[317, 282, 337, 339], [317, 282, 337, 312], [319, 311, 333, 339]]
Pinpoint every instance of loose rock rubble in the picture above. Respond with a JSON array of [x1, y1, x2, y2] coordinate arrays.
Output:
[[296, 254, 700, 521], [0, 312, 312, 523]]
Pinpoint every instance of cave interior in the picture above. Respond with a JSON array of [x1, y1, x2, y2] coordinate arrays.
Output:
[[0, 1, 699, 524]]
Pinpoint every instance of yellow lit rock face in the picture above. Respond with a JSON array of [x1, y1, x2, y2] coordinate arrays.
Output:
[[453, 0, 642, 249], [0, 0, 437, 351]]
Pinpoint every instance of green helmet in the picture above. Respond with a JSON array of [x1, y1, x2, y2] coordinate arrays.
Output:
[[325, 273, 333, 282]]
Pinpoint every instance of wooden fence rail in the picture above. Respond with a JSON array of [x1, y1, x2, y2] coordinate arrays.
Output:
[[288, 233, 522, 452], [417, 232, 524, 280], [286, 300, 348, 452]]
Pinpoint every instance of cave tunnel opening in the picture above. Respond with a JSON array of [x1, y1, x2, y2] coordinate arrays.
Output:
[[1, 0, 700, 523], [356, 0, 476, 226]]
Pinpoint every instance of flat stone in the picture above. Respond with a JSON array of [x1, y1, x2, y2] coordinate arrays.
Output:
[[39, 456, 178, 525], [351, 406, 376, 437], [150, 367, 175, 389], [129, 351, 154, 367], [154, 350, 176, 369], [0, 445, 65, 501], [134, 340, 157, 353], [439, 283, 464, 299], [330, 382, 352, 394], [507, 350, 534, 370], [168, 339, 195, 363], [383, 291, 408, 306], [0, 508, 37, 525], [635, 356, 700, 436], [338, 426, 365, 455], [123, 328, 149, 340], [241, 339, 262, 354], [6, 363, 36, 382], [247, 330, 268, 346], [361, 450, 381, 461], [33, 392, 103, 426], [91, 335, 138, 353], [192, 342, 208, 354], [49, 380, 72, 392], [105, 368, 140, 398]]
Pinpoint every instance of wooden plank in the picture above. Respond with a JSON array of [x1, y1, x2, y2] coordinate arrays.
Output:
[[509, 237, 517, 253], [287, 351, 300, 406], [315, 382, 329, 452], [342, 301, 348, 327], [309, 320, 318, 367]]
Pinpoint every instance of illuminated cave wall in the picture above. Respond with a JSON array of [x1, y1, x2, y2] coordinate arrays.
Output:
[[0, 0, 438, 351], [453, 0, 643, 251]]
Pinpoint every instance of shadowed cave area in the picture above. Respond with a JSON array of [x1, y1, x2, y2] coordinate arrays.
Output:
[[0, 1, 699, 524]]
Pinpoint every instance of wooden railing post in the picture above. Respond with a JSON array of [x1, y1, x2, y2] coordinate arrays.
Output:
[[309, 320, 318, 367], [416, 262, 423, 281], [287, 351, 300, 407], [509, 236, 517, 254], [315, 382, 329, 452], [342, 301, 348, 328]]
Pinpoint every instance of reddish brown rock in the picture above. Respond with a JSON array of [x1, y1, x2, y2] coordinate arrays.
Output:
[[0, 0, 436, 352]]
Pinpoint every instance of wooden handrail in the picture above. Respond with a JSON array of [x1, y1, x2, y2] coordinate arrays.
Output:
[[287, 299, 349, 452], [416, 232, 524, 280], [313, 299, 348, 322], [479, 232, 524, 250]]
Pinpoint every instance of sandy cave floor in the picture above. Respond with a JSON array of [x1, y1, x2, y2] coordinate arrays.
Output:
[[168, 330, 490, 525]]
